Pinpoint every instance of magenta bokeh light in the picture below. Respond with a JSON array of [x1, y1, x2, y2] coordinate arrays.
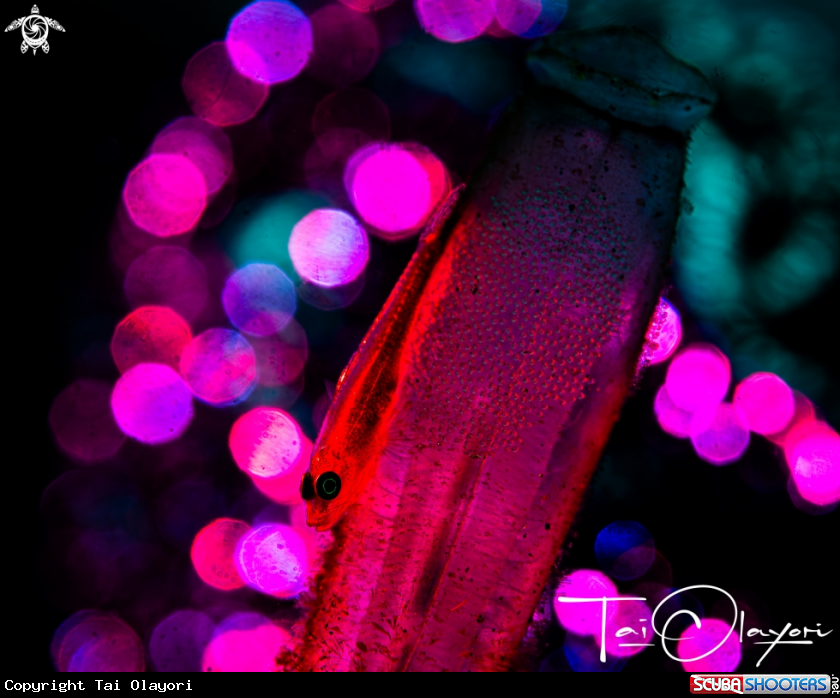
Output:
[[124, 246, 208, 321], [595, 598, 651, 658], [149, 610, 214, 672], [111, 306, 192, 374], [111, 364, 194, 445], [407, 142, 451, 212], [766, 390, 816, 446], [346, 143, 447, 238], [235, 523, 310, 597], [733, 372, 795, 436], [180, 329, 257, 406], [232, 407, 312, 503], [494, 0, 567, 38], [229, 407, 310, 479], [49, 380, 125, 464], [553, 569, 618, 637], [338, 0, 396, 11], [784, 422, 840, 506], [665, 344, 730, 414], [182, 42, 269, 127], [654, 384, 695, 439], [123, 154, 207, 238], [222, 264, 297, 337], [493, 0, 541, 36], [307, 4, 379, 87], [645, 298, 682, 365], [190, 518, 250, 591], [677, 617, 741, 672], [51, 611, 144, 672], [690, 402, 750, 465], [226, 1, 312, 85], [152, 117, 233, 195], [202, 612, 290, 672], [251, 318, 308, 387], [289, 209, 370, 288], [414, 0, 495, 43]]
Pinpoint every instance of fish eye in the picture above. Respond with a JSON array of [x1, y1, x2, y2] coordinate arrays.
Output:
[[316, 471, 342, 500]]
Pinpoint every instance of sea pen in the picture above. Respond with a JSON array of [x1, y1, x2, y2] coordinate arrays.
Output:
[[293, 27, 714, 671]]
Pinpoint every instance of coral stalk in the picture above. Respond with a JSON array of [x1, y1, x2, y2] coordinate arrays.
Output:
[[293, 29, 713, 671]]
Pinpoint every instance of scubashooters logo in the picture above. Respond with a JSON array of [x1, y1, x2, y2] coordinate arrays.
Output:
[[4, 5, 65, 54], [690, 674, 831, 694]]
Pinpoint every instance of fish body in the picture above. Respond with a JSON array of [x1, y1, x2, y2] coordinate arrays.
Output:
[[296, 29, 712, 671]]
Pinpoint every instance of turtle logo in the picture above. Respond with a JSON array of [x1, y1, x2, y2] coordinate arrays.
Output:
[[5, 5, 64, 55]]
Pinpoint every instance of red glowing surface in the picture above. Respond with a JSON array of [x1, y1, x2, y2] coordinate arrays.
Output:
[[51, 611, 144, 673], [49, 379, 125, 464], [690, 402, 750, 465], [784, 421, 840, 506], [152, 117, 233, 196], [190, 518, 251, 590], [654, 384, 695, 438], [553, 569, 618, 637], [235, 523, 310, 597], [414, 0, 495, 43], [251, 318, 308, 387], [111, 363, 194, 445], [289, 209, 370, 287], [123, 154, 207, 238], [202, 612, 290, 672], [110, 306, 193, 374], [733, 372, 795, 436], [346, 143, 447, 238], [229, 407, 310, 479], [124, 246, 208, 321], [595, 598, 650, 657], [180, 329, 257, 406], [644, 298, 682, 365], [182, 42, 269, 127], [665, 344, 730, 414], [226, 1, 312, 85], [677, 617, 741, 672], [307, 4, 379, 87]]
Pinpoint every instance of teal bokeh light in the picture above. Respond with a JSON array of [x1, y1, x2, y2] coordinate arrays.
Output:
[[220, 190, 331, 284], [383, 35, 518, 114]]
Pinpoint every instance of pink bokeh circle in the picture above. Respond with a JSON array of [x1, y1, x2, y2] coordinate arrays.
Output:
[[190, 518, 251, 591], [226, 1, 312, 85], [665, 344, 730, 414], [180, 329, 257, 406], [123, 154, 207, 238], [111, 363, 194, 445]]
